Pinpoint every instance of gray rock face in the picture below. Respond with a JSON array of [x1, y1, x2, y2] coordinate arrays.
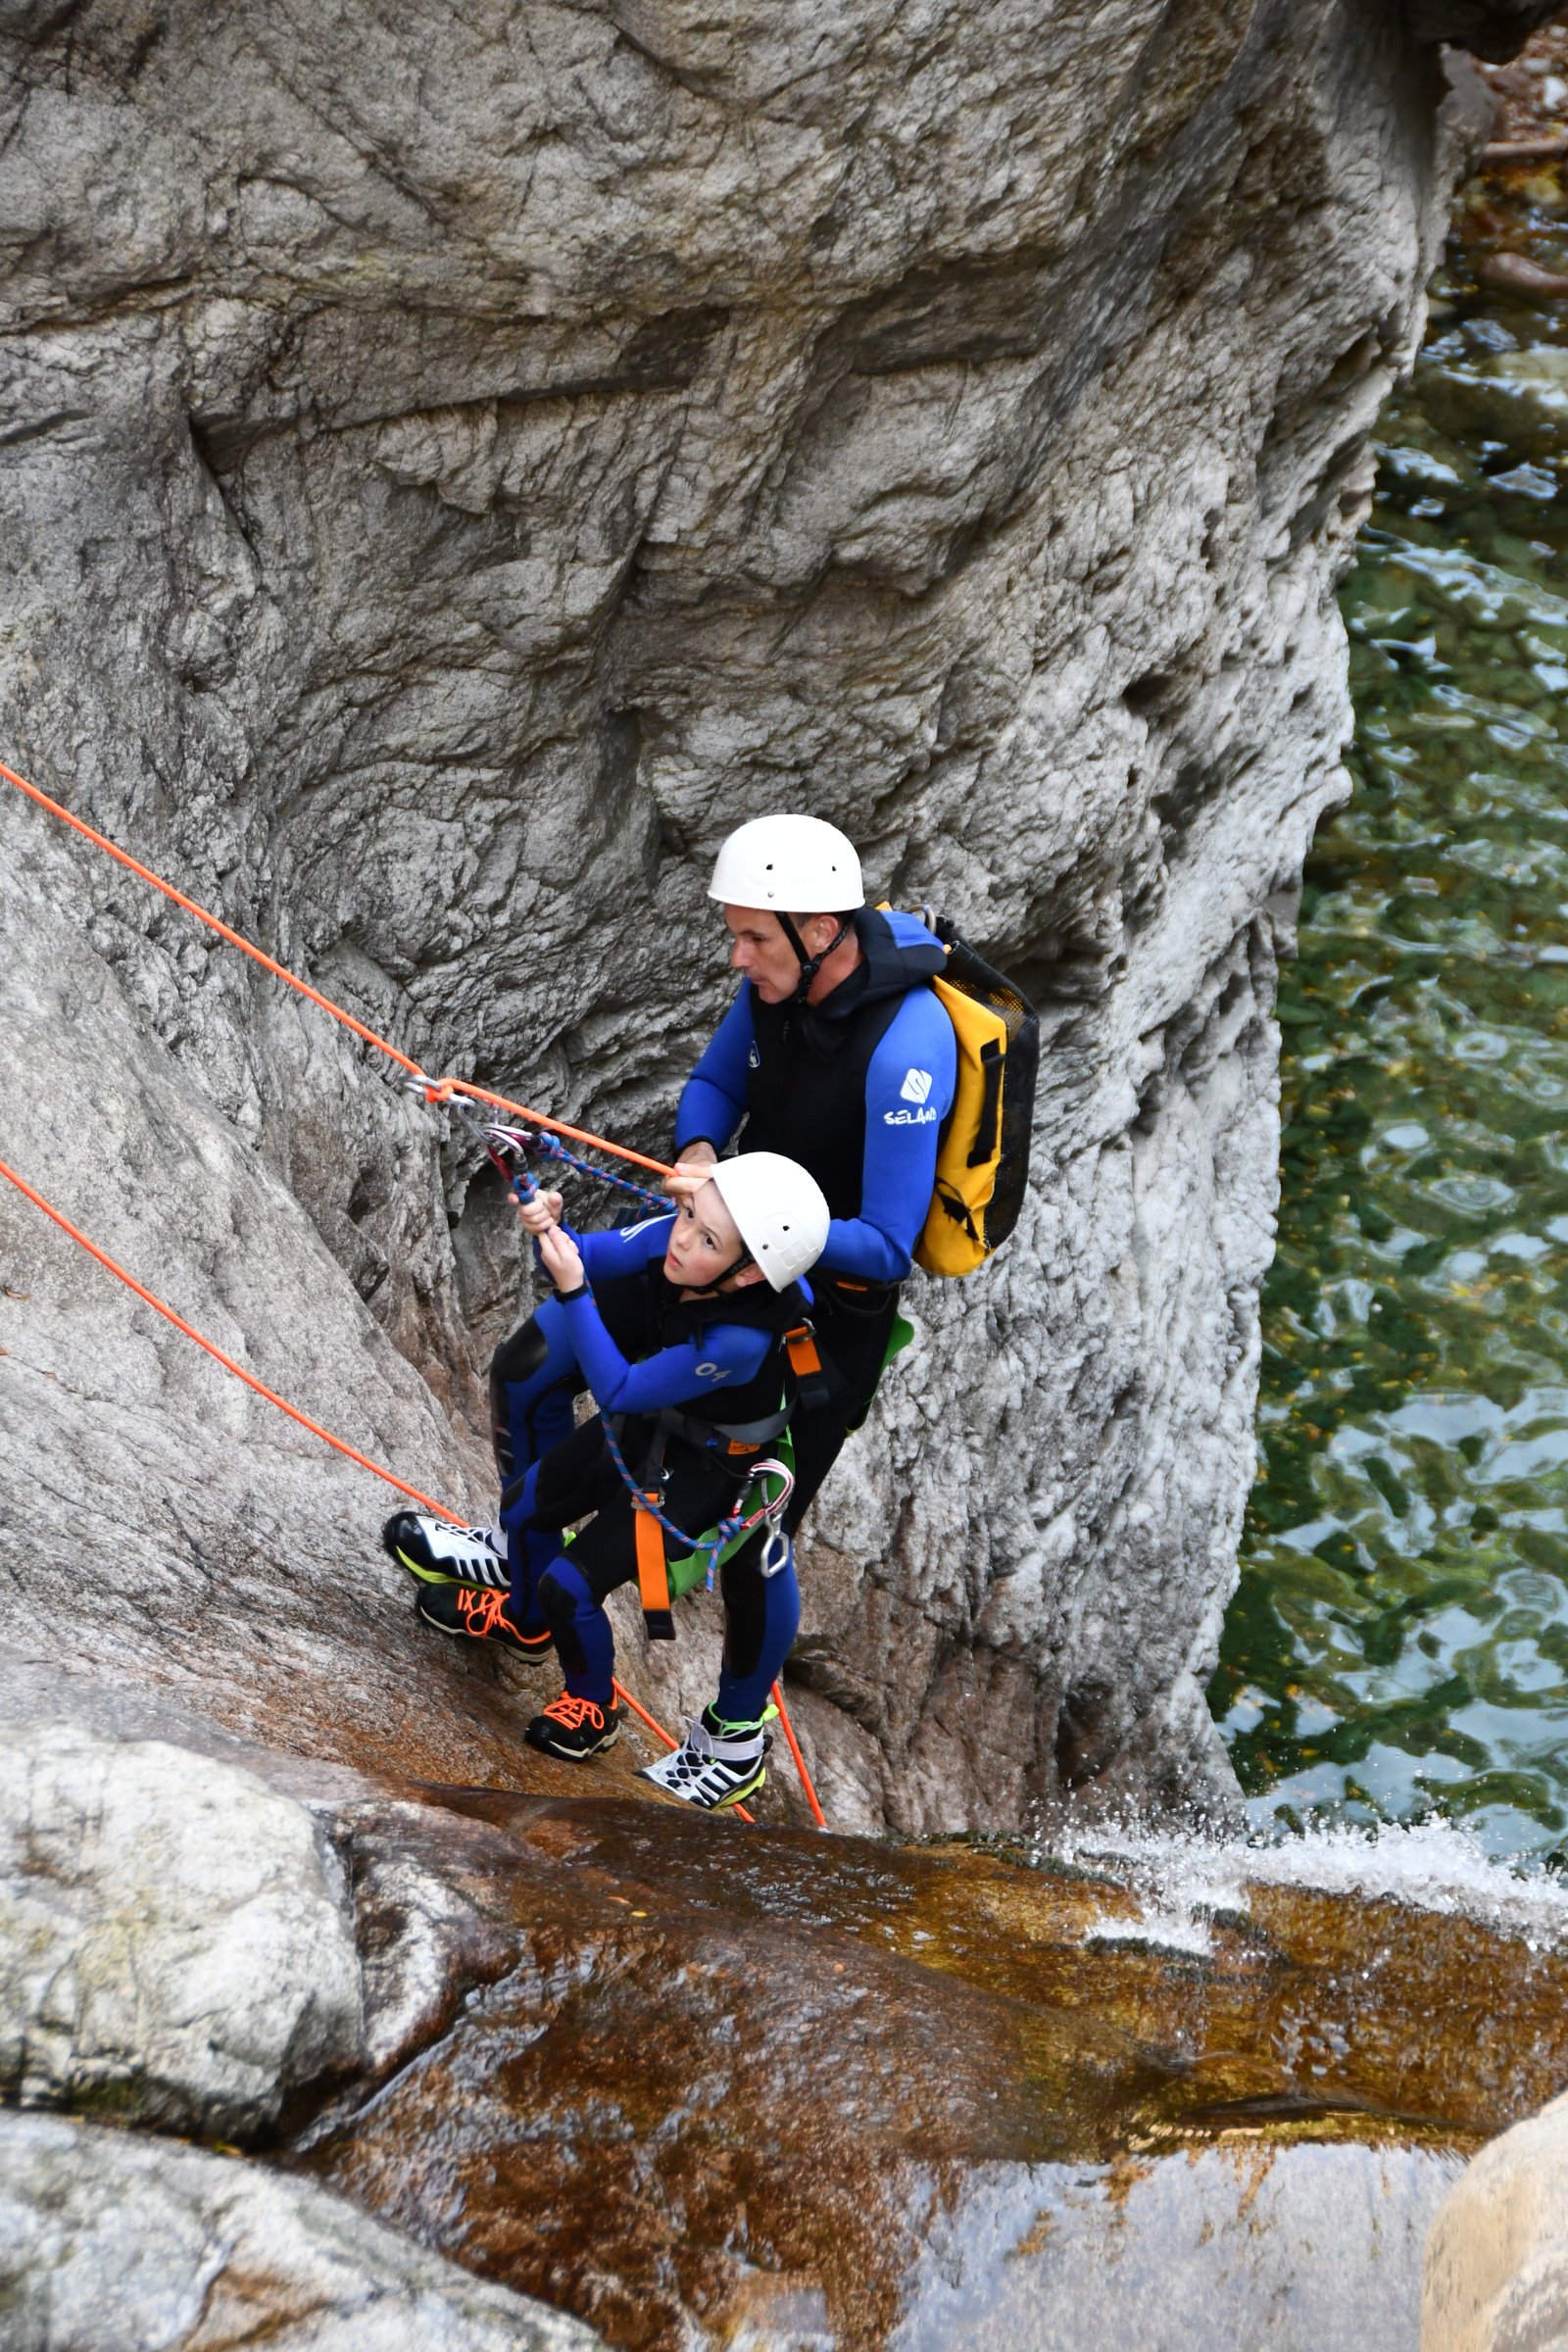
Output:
[[897, 2140, 1463, 2352], [0, 2110, 602, 2352], [1404, 3, 1565, 63], [0, 1722, 363, 2138], [0, 1, 1515, 1829]]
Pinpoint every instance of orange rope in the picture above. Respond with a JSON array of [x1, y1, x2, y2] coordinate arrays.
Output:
[[0, 760, 424, 1074], [0, 759, 674, 1181], [0, 1151, 708, 1791], [0, 1153, 460, 1518], [769, 1683, 826, 1829], [1, 756, 814, 1829]]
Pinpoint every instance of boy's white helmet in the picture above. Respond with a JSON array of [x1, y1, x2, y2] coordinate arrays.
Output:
[[709, 1152, 831, 1292], [709, 814, 864, 914]]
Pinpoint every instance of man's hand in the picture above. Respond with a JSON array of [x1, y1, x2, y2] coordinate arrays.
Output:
[[516, 1188, 564, 1236], [538, 1220, 585, 1294], [668, 1142, 718, 1200]]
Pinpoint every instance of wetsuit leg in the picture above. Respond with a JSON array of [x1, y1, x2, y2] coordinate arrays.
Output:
[[490, 1299, 584, 1614], [535, 1555, 618, 1704], [716, 1533, 801, 1723], [535, 1449, 743, 1705], [502, 1418, 619, 1630], [782, 1284, 901, 1534], [489, 1298, 581, 1484]]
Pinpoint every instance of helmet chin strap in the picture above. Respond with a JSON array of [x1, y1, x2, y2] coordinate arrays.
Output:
[[778, 912, 852, 1004], [678, 1250, 755, 1298]]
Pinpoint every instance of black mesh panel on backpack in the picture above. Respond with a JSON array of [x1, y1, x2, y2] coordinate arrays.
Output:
[[937, 927, 1040, 1251]]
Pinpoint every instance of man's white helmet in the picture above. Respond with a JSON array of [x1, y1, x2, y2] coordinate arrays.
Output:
[[709, 814, 864, 914], [709, 1152, 831, 1292]]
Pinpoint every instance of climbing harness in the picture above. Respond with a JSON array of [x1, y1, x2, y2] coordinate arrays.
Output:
[[0, 755, 827, 1827], [600, 1414, 794, 1628]]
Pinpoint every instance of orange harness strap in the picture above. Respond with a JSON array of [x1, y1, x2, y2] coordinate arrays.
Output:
[[634, 1498, 676, 1642], [784, 1324, 822, 1383]]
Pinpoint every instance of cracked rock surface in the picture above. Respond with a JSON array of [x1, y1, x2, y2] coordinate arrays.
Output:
[[0, 1720, 364, 2138], [0, 0, 1530, 1829], [0, 2110, 602, 2352], [2, 1704, 1565, 2349]]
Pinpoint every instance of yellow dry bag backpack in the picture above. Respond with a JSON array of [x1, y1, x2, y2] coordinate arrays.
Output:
[[883, 910, 1039, 1278]]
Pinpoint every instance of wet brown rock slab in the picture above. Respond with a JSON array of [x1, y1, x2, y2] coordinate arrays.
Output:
[[302, 1799, 1170, 2349], [292, 1797, 1568, 2349]]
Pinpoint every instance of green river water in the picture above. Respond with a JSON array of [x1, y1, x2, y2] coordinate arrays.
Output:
[[1209, 176, 1568, 1860]]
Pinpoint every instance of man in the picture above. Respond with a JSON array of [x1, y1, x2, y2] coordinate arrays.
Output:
[[389, 809, 952, 1606], [671, 813, 956, 1534]]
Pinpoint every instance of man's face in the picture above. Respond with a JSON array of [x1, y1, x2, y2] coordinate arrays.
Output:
[[722, 905, 840, 1004]]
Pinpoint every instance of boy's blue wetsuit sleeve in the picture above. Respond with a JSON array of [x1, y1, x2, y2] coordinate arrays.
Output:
[[575, 1214, 675, 1284], [675, 994, 754, 1153], [548, 1214, 771, 1415], [559, 1285, 771, 1417], [816, 987, 957, 1282]]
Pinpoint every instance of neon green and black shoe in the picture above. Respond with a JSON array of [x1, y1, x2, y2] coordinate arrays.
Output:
[[638, 1707, 770, 1810], [383, 1511, 509, 1590]]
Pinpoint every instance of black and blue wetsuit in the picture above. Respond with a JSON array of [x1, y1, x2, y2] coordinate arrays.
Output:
[[495, 1215, 806, 1717], [674, 906, 957, 1528]]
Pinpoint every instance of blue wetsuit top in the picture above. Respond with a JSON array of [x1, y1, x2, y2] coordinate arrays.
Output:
[[546, 1214, 780, 1419], [675, 911, 957, 1284]]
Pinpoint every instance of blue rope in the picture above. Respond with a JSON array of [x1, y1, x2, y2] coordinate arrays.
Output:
[[527, 1125, 672, 1213]]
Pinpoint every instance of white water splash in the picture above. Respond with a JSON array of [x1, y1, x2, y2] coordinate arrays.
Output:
[[1037, 1813, 1568, 1960]]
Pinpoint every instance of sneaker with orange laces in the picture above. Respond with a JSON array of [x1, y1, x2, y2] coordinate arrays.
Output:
[[524, 1690, 621, 1762], [415, 1581, 553, 1656]]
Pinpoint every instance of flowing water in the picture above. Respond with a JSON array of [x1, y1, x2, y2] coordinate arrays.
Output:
[[299, 1787, 1568, 2352], [1210, 172, 1568, 1859]]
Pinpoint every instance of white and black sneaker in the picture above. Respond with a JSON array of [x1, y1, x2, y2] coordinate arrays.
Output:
[[638, 1705, 771, 1811], [382, 1511, 509, 1590]]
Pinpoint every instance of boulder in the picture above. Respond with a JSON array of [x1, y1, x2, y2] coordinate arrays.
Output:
[[1424, 2089, 1568, 2351], [0, 2109, 601, 2352], [900, 2139, 1464, 2351], [0, 1720, 363, 2139]]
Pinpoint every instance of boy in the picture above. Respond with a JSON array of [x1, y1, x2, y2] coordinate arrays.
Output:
[[387, 1152, 829, 1810]]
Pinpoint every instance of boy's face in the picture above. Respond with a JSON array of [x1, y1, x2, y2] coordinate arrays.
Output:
[[663, 1180, 760, 1292]]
